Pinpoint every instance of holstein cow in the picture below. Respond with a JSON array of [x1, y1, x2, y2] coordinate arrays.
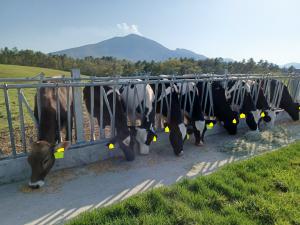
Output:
[[197, 81, 240, 135], [28, 82, 73, 188], [150, 81, 188, 156], [176, 81, 206, 145], [83, 85, 135, 161], [249, 80, 274, 128], [266, 79, 299, 121], [119, 80, 156, 155], [225, 80, 261, 130]]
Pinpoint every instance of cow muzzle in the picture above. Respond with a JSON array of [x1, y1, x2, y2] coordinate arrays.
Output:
[[28, 180, 45, 189]]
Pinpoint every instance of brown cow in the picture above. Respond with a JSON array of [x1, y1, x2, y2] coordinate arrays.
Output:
[[28, 81, 73, 188]]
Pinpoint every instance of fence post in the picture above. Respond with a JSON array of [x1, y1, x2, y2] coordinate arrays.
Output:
[[71, 69, 85, 143]]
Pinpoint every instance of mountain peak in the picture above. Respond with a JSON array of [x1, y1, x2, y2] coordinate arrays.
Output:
[[52, 35, 207, 62]]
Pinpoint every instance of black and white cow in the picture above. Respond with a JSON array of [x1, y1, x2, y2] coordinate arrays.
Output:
[[150, 81, 188, 156], [250, 80, 275, 128], [119, 80, 156, 155], [197, 81, 240, 135], [83, 86, 135, 161], [267, 79, 299, 121], [176, 82, 206, 145], [225, 80, 261, 130]]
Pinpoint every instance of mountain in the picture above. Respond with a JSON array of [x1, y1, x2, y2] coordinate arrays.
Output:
[[51, 34, 207, 61], [283, 62, 300, 69]]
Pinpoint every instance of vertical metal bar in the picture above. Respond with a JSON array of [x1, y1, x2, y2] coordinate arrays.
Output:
[[99, 86, 104, 138], [183, 82, 188, 117], [203, 82, 209, 114], [132, 83, 137, 125], [17, 89, 27, 153], [71, 69, 85, 142], [143, 77, 147, 113], [292, 79, 300, 101], [154, 82, 159, 129], [36, 75, 44, 124], [112, 84, 116, 137], [125, 82, 129, 122], [208, 82, 214, 118], [168, 79, 174, 121], [3, 84, 16, 157], [90, 83, 95, 141], [254, 79, 262, 106], [159, 82, 164, 122], [55, 85, 61, 142], [66, 85, 71, 141]]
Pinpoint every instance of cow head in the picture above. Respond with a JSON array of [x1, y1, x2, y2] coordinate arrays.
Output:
[[169, 122, 187, 156], [27, 141, 70, 188], [287, 102, 300, 121], [134, 127, 157, 155], [193, 119, 206, 145], [222, 111, 239, 135], [258, 109, 277, 130], [245, 110, 261, 131]]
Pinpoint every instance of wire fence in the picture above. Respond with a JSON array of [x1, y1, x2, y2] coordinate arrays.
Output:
[[0, 69, 299, 160]]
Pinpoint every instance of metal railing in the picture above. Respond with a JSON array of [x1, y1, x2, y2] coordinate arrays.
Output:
[[0, 70, 299, 160]]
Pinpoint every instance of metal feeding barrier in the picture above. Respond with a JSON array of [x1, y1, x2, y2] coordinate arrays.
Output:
[[0, 69, 299, 160]]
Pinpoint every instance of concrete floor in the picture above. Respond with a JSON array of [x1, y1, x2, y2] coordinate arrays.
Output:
[[0, 120, 300, 225]]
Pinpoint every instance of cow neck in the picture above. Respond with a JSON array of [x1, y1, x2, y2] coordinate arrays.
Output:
[[169, 90, 183, 127]]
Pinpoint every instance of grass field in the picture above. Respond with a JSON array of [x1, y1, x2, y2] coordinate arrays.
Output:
[[0, 64, 70, 78], [68, 141, 300, 225]]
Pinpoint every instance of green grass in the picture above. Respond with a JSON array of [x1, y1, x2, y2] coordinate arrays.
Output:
[[0, 64, 71, 130], [68, 142, 300, 225], [0, 64, 70, 78]]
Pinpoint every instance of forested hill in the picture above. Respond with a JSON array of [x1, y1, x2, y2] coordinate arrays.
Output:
[[0, 47, 292, 76], [51, 34, 207, 61]]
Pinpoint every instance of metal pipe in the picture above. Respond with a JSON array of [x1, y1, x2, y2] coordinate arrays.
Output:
[[17, 88, 27, 153], [3, 84, 16, 157]]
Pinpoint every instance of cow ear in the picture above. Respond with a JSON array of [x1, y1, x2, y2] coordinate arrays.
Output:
[[53, 141, 71, 153]]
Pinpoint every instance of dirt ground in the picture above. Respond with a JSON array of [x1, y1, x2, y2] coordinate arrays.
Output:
[[0, 119, 299, 225]]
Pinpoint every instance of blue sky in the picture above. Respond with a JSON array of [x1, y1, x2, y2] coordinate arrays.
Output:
[[0, 0, 299, 65]]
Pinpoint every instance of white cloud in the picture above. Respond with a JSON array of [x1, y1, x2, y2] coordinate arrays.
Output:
[[117, 23, 142, 35]]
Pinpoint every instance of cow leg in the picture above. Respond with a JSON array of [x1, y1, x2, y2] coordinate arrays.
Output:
[[193, 128, 202, 146], [201, 126, 207, 143]]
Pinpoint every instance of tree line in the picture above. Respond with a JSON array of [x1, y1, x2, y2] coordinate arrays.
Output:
[[0, 47, 295, 76]]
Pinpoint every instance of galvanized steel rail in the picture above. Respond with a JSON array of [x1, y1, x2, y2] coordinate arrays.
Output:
[[0, 71, 299, 160]]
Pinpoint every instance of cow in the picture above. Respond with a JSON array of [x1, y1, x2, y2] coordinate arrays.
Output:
[[28, 82, 73, 188], [266, 79, 299, 121], [119, 80, 156, 155], [83, 85, 135, 161], [176, 81, 206, 145], [197, 81, 239, 135], [151, 81, 188, 156], [250, 80, 275, 128], [225, 80, 261, 131]]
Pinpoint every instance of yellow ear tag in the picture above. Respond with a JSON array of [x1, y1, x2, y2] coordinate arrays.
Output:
[[260, 112, 265, 118], [240, 113, 246, 119], [164, 126, 170, 133], [207, 122, 214, 129], [54, 148, 64, 159], [153, 136, 157, 142], [108, 143, 115, 150], [232, 119, 237, 124], [56, 147, 65, 152], [186, 134, 190, 140], [298, 106, 300, 110]]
